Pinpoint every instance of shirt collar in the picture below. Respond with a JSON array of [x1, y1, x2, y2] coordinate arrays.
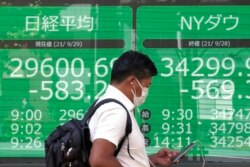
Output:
[[103, 85, 135, 112]]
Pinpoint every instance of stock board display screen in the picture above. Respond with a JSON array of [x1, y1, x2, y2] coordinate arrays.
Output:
[[1, 5, 250, 160], [0, 6, 132, 157], [137, 6, 250, 158]]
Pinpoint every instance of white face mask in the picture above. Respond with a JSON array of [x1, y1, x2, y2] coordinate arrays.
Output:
[[131, 78, 149, 106]]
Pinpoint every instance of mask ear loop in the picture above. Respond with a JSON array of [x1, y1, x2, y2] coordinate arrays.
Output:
[[131, 83, 144, 115], [131, 83, 138, 105]]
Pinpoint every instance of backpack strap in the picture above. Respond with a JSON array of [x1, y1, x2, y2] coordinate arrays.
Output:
[[82, 98, 134, 159], [81, 98, 100, 123]]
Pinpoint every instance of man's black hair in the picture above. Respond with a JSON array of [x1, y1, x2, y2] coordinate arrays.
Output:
[[111, 50, 158, 83]]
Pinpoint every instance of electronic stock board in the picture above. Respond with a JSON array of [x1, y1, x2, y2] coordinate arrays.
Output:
[[1, 4, 250, 161]]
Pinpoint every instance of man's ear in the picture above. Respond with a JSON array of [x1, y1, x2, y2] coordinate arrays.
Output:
[[127, 76, 135, 85]]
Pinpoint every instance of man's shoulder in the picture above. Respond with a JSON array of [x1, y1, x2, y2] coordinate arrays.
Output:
[[96, 97, 128, 113]]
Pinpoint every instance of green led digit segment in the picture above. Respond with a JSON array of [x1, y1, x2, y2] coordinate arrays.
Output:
[[0, 6, 132, 157], [137, 6, 250, 157]]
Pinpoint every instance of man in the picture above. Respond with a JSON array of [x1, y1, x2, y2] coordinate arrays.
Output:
[[88, 50, 177, 167]]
